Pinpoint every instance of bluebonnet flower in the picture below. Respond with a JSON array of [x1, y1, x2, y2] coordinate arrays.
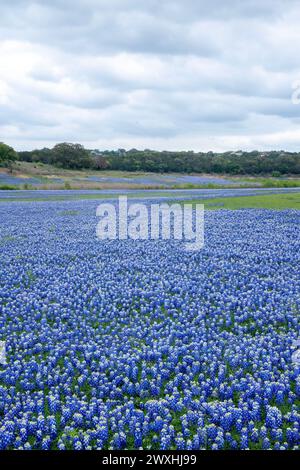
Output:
[[0, 203, 299, 449]]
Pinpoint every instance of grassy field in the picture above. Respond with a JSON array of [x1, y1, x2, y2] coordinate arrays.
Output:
[[1, 190, 300, 209], [239, 176, 300, 188], [1, 161, 300, 190], [0, 191, 192, 202], [179, 192, 300, 210], [0, 162, 240, 190]]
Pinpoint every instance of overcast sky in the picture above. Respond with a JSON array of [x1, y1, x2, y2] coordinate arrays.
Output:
[[1, 0, 300, 151]]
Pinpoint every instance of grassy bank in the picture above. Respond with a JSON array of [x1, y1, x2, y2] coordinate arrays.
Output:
[[0, 191, 193, 202], [1, 161, 300, 190], [1, 190, 300, 208], [240, 177, 300, 188], [179, 192, 300, 210]]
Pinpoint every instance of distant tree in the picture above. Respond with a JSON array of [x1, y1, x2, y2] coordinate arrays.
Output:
[[13, 144, 300, 175], [0, 142, 18, 173], [51, 143, 93, 169], [92, 155, 109, 170], [18, 150, 33, 162], [34, 148, 53, 164]]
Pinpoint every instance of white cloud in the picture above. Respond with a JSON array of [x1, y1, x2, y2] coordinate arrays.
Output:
[[0, 0, 300, 150]]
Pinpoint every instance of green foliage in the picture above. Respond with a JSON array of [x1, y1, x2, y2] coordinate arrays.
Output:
[[0, 142, 17, 169], [18, 143, 94, 170], [52, 143, 93, 169], [105, 149, 300, 175], [0, 184, 18, 190], [13, 144, 300, 175]]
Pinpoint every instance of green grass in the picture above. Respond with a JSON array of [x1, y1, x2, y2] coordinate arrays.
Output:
[[0, 235, 17, 245], [0, 184, 19, 190], [58, 210, 80, 216], [0, 190, 197, 202], [261, 178, 300, 188], [168, 183, 245, 190], [240, 176, 300, 188], [179, 192, 300, 210], [3, 161, 300, 190]]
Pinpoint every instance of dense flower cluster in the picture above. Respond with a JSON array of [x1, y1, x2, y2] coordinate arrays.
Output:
[[0, 187, 300, 201], [0, 199, 299, 450]]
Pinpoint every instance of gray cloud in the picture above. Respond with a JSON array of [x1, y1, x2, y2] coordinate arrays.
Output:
[[0, 0, 300, 150]]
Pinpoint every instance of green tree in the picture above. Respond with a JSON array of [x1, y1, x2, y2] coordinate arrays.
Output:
[[51, 143, 92, 169], [0, 142, 17, 172]]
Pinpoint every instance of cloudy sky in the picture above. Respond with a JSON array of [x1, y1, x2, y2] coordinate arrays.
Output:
[[1, 0, 300, 151]]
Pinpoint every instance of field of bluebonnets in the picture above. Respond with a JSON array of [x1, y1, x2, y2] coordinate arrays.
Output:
[[0, 198, 299, 450]]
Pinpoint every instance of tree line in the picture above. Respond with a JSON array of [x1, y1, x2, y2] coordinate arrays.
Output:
[[1, 142, 300, 175]]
